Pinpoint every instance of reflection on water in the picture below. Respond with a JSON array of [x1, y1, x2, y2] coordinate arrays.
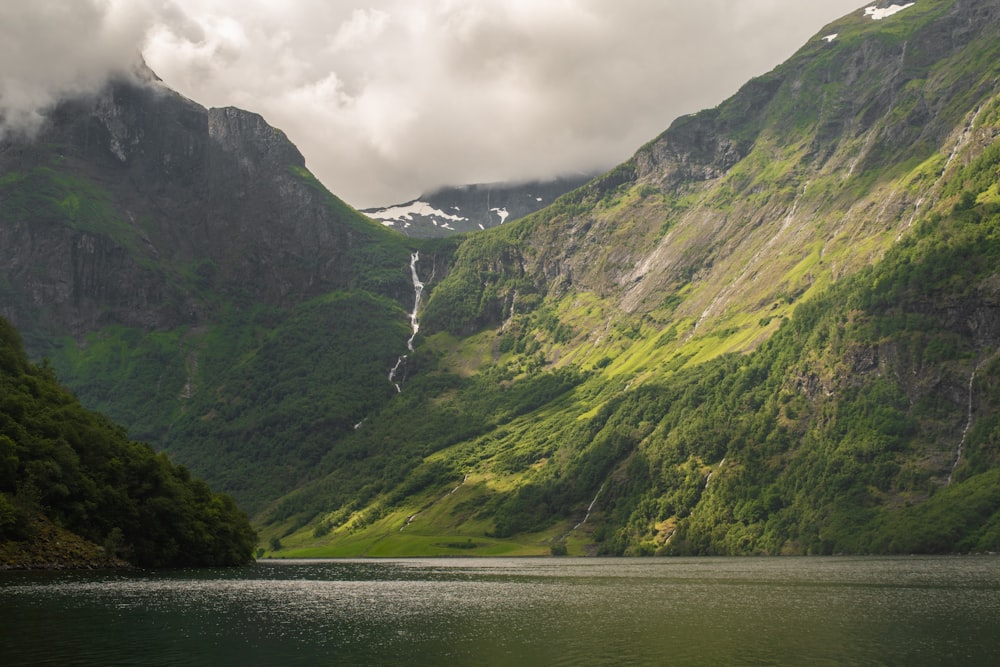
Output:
[[2, 557, 999, 666]]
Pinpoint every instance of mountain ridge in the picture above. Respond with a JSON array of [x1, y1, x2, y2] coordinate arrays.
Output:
[[258, 0, 1000, 556], [425, 0, 994, 333]]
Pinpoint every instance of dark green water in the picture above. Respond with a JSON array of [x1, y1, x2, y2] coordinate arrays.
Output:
[[2, 556, 998, 666]]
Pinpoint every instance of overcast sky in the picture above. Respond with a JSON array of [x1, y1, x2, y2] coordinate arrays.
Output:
[[2, 1, 866, 208]]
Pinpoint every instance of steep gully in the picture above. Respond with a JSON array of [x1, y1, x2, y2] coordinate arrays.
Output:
[[552, 397, 730, 545], [387, 250, 474, 532], [662, 457, 725, 547]]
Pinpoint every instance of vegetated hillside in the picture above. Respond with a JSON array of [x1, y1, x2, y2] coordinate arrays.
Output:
[[363, 174, 595, 238], [0, 317, 256, 568], [257, 0, 1000, 556], [0, 65, 431, 514]]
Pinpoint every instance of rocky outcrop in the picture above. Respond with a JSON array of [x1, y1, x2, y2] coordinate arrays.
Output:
[[0, 514, 131, 571]]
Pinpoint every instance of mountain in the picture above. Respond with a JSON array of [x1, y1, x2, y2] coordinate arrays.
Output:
[[1, 65, 413, 339], [257, 0, 1000, 556], [4, 0, 1000, 558], [362, 174, 595, 238], [0, 65, 425, 515]]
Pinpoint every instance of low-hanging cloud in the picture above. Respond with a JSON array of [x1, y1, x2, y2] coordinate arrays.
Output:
[[0, 1, 151, 135], [3, 0, 863, 207]]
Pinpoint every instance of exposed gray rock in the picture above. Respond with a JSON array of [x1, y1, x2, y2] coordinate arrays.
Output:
[[0, 73, 410, 339]]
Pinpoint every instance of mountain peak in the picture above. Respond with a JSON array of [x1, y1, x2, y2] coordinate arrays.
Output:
[[0, 71, 408, 337], [207, 106, 305, 175]]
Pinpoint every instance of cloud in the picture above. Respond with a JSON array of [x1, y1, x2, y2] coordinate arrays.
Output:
[[0, 0, 162, 135], [329, 8, 390, 53], [2, 1, 864, 207]]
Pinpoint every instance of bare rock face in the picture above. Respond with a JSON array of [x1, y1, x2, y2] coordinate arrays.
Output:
[[0, 73, 408, 339], [207, 106, 304, 176], [0, 223, 169, 335]]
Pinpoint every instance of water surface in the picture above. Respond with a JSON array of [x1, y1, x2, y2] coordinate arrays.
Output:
[[2, 556, 998, 665]]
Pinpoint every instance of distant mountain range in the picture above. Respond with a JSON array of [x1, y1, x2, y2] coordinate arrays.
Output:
[[362, 174, 596, 237]]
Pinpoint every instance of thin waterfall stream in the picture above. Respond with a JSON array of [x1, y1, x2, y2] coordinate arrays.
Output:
[[400, 474, 468, 531], [947, 364, 981, 485], [705, 457, 726, 488], [561, 482, 606, 540], [388, 251, 424, 392]]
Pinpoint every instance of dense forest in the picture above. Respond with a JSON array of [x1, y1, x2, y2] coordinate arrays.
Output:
[[0, 317, 256, 567]]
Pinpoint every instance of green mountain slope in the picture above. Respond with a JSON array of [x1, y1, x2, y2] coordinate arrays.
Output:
[[0, 317, 256, 567], [1, 69, 423, 514], [255, 0, 1000, 556]]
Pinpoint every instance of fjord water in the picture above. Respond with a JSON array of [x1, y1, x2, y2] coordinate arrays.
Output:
[[2, 557, 998, 666]]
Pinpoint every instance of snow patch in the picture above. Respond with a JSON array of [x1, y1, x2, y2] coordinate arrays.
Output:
[[368, 201, 468, 223], [490, 207, 509, 224], [822, 33, 838, 43], [864, 3, 915, 20]]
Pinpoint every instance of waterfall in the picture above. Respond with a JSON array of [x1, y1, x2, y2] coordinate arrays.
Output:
[[947, 366, 980, 485], [399, 474, 468, 531], [705, 457, 725, 488], [447, 474, 469, 496], [389, 252, 424, 392], [388, 357, 405, 393], [400, 512, 420, 532], [561, 482, 606, 540], [574, 482, 605, 530], [407, 251, 424, 351]]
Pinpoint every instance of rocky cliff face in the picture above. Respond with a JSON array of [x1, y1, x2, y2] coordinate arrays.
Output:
[[0, 69, 409, 339]]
